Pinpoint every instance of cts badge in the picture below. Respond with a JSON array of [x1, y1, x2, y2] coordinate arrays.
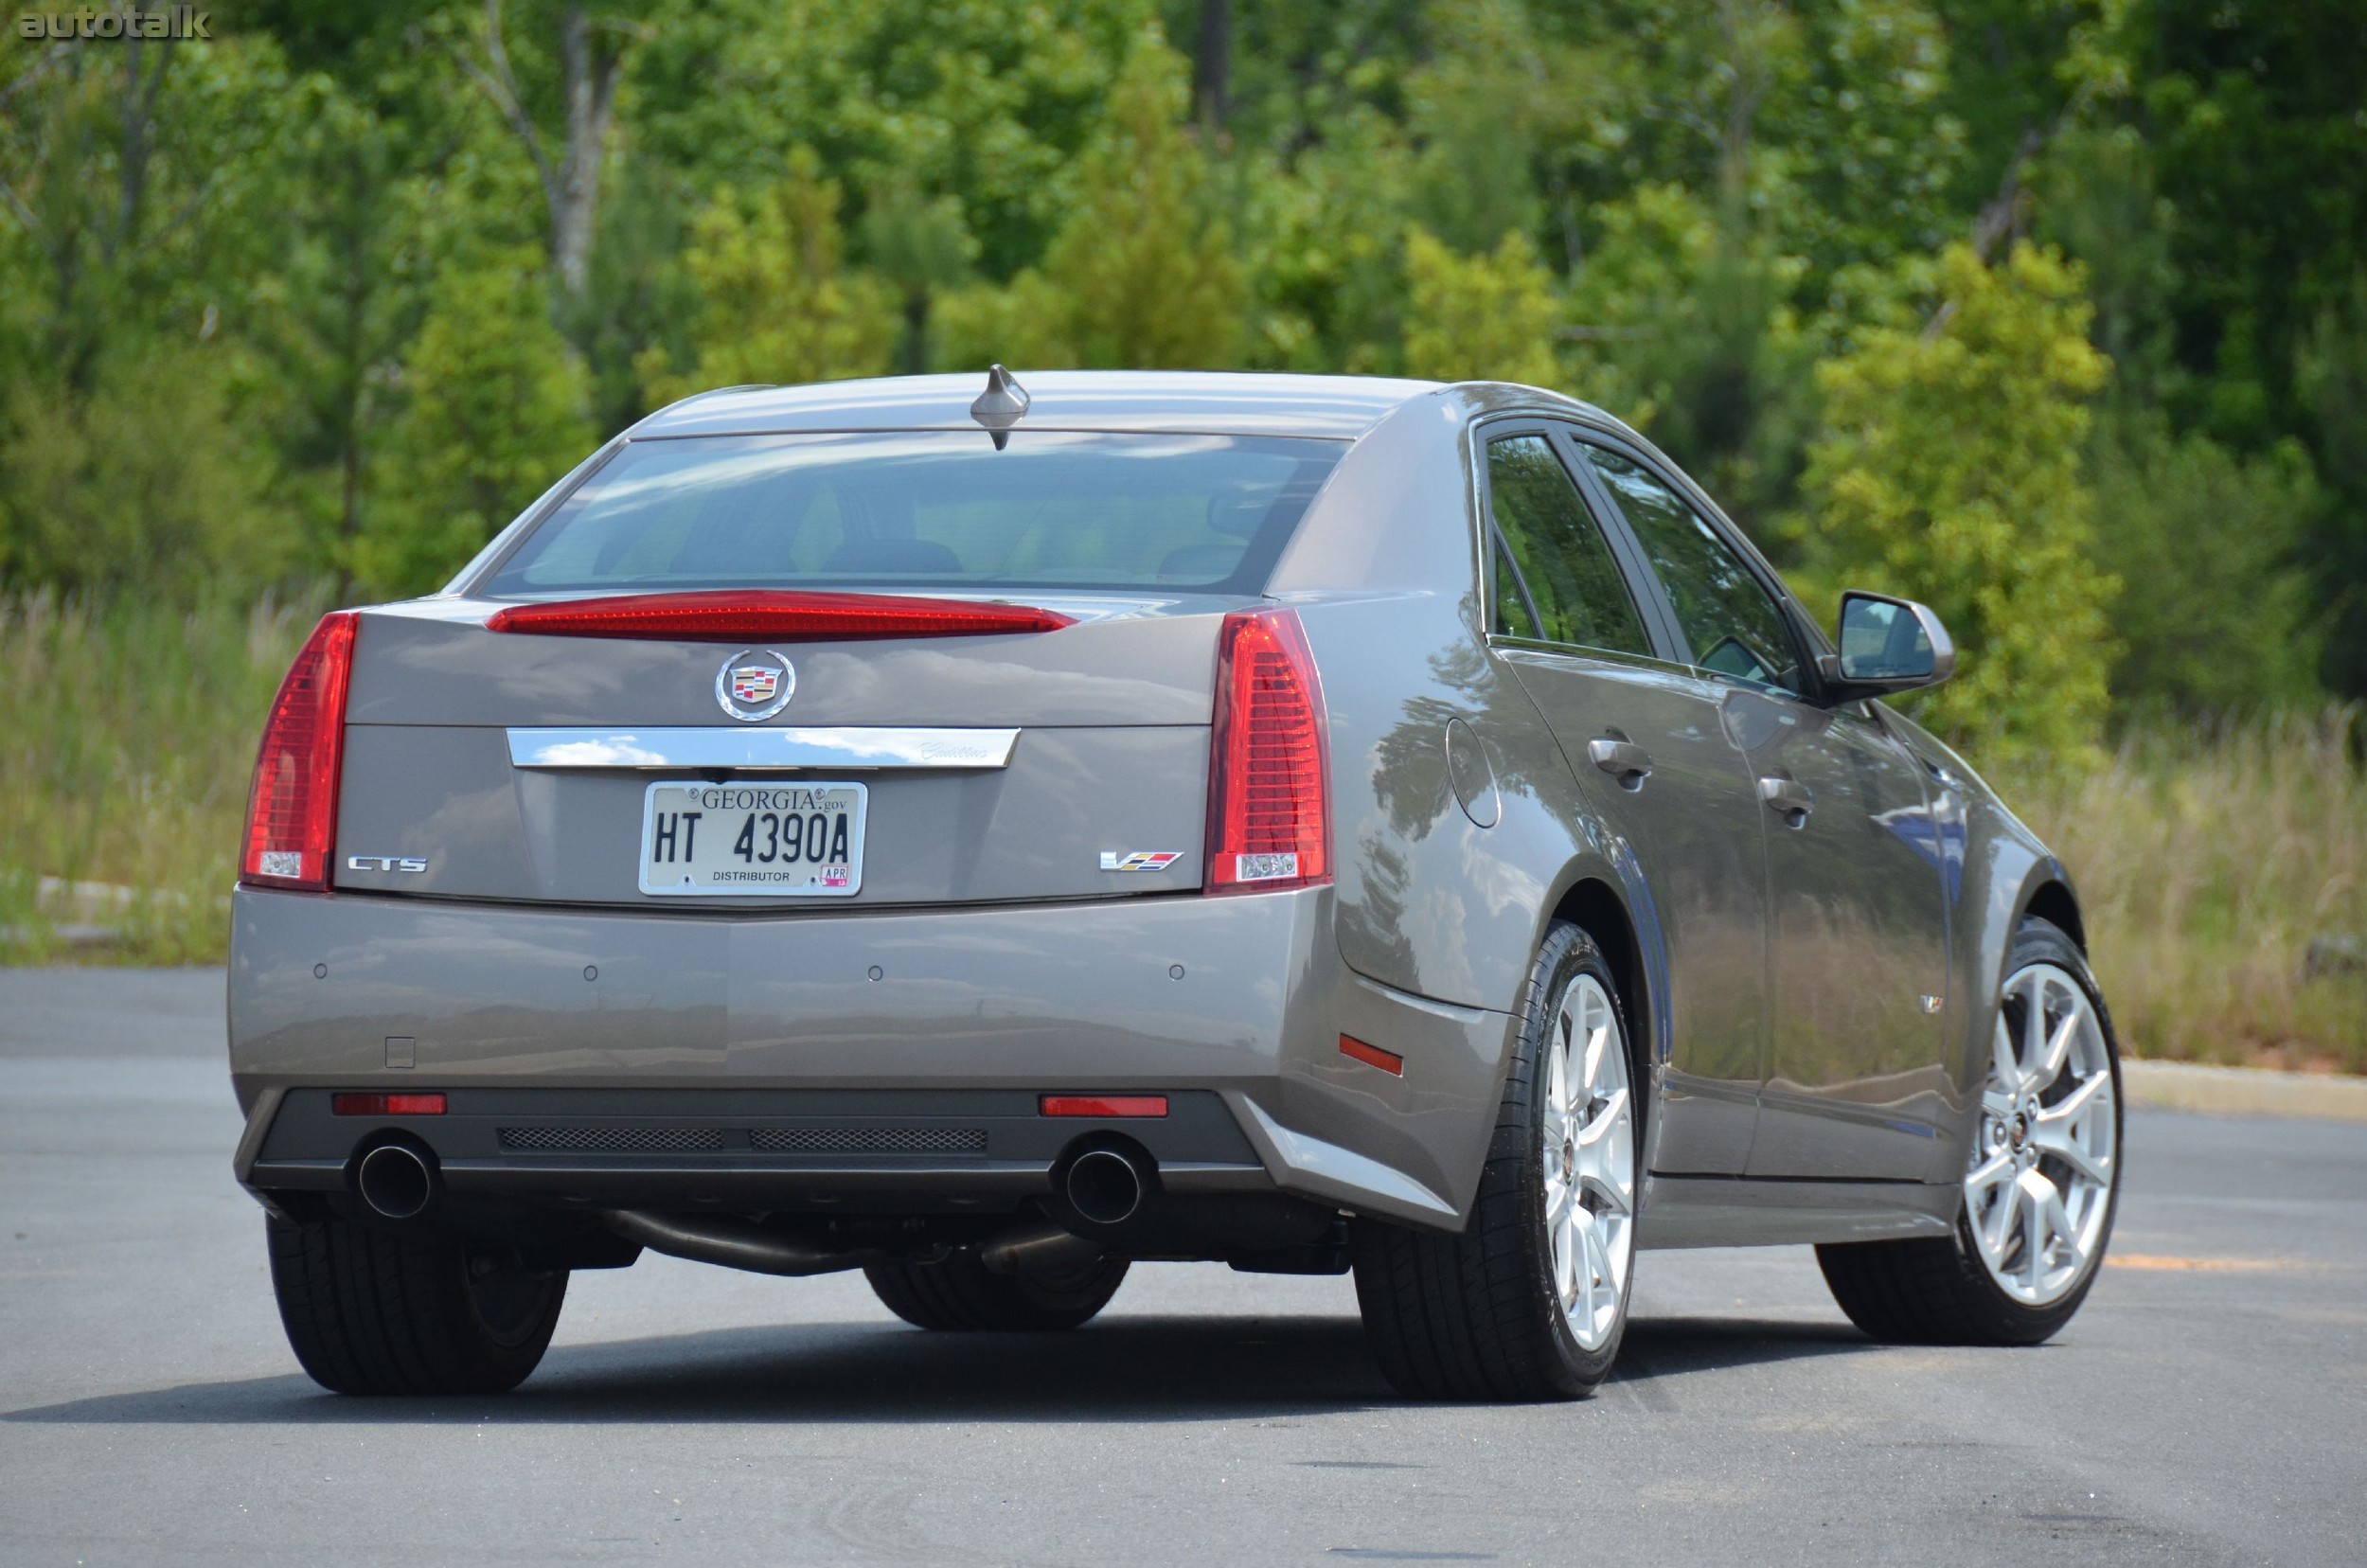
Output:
[[1100, 851, 1184, 872], [716, 648, 795, 722], [347, 855, 428, 873]]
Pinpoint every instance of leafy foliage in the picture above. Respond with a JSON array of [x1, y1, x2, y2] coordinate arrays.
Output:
[[354, 251, 591, 597], [1796, 242, 2117, 769], [936, 32, 1244, 371], [2089, 416, 2324, 716], [1401, 226, 1559, 385], [636, 151, 899, 403], [0, 0, 2358, 726]]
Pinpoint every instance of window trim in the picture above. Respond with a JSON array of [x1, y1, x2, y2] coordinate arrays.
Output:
[[1469, 418, 1669, 667], [1553, 425, 1824, 702]]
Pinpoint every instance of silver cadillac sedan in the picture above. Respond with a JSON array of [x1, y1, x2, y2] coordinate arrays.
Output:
[[229, 369, 2121, 1401]]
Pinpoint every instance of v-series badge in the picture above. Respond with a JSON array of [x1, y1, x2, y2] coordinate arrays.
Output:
[[1099, 851, 1184, 872], [347, 855, 428, 874]]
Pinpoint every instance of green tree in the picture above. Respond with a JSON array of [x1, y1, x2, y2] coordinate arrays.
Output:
[[246, 76, 420, 580], [355, 251, 592, 597], [860, 181, 979, 377], [1229, 109, 1415, 374], [1796, 241, 2117, 772], [1400, 225, 1561, 385], [637, 151, 898, 404], [630, 0, 1150, 280], [936, 30, 1244, 370], [0, 342, 295, 596], [1561, 183, 1809, 535], [578, 154, 702, 434], [2296, 272, 2367, 697], [2088, 416, 2323, 716]]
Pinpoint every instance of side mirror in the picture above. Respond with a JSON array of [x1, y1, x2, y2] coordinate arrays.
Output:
[[1818, 591, 1956, 702]]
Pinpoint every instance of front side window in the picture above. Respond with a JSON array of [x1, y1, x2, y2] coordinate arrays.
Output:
[[1485, 436, 1653, 657], [484, 431, 1343, 597], [1580, 446, 1803, 694]]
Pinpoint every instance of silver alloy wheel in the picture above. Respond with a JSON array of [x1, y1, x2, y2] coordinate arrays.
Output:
[[1967, 961, 2118, 1305], [1542, 973, 1637, 1351]]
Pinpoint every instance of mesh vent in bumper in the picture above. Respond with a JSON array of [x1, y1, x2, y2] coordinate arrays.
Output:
[[750, 1126, 988, 1155], [498, 1126, 725, 1153]]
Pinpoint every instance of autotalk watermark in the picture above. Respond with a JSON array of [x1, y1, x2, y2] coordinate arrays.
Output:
[[17, 6, 211, 40]]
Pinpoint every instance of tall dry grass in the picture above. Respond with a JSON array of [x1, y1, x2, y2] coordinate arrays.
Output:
[[2017, 710, 2367, 1074], [0, 591, 322, 963], [3, 592, 2363, 1072]]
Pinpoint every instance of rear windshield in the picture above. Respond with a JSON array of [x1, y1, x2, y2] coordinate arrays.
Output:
[[481, 431, 1344, 597]]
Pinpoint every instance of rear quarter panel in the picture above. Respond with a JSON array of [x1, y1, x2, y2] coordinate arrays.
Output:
[[1274, 389, 1640, 1044]]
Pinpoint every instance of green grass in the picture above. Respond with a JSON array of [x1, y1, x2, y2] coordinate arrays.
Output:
[[2016, 710, 2367, 1076], [0, 591, 321, 964], [5, 591, 2363, 1073]]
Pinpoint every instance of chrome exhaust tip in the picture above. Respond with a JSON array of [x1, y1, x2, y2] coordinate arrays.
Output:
[[1064, 1147, 1147, 1226], [355, 1142, 436, 1221]]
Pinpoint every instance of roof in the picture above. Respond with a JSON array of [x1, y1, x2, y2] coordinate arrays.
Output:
[[630, 370, 1447, 440]]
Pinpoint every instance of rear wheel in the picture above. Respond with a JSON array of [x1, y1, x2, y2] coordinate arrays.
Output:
[[267, 1216, 567, 1395], [1818, 917, 2122, 1345], [863, 1249, 1129, 1331], [1351, 920, 1640, 1400]]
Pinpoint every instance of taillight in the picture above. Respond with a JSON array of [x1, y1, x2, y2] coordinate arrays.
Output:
[[484, 590, 1073, 641], [1205, 608, 1329, 893], [240, 612, 358, 891]]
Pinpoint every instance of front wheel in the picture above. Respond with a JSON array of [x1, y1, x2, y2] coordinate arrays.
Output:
[[1818, 917, 2122, 1345], [1352, 920, 1641, 1400]]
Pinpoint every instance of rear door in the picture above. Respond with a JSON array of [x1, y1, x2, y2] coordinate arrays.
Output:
[[1570, 440, 1952, 1180], [1480, 425, 1771, 1175]]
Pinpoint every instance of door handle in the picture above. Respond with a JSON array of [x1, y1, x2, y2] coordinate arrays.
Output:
[[1757, 775, 1815, 827], [1588, 738, 1652, 789]]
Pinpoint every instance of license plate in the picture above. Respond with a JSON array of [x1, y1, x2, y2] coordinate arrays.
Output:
[[639, 781, 866, 897]]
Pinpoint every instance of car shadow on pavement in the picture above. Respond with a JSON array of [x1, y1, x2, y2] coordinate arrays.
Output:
[[2, 1313, 1870, 1426]]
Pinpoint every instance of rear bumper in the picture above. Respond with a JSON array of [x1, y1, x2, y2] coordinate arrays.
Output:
[[247, 1086, 1272, 1207], [228, 886, 1514, 1228]]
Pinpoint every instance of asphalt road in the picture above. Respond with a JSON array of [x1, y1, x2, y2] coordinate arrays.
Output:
[[2, 970, 2361, 1567]]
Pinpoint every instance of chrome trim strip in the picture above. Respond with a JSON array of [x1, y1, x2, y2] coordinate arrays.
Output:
[[507, 726, 1020, 771]]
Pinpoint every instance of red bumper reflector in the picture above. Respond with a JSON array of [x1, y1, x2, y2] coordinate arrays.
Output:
[[484, 590, 1074, 642], [331, 1093, 447, 1116], [1339, 1035, 1403, 1076], [1040, 1095, 1168, 1118]]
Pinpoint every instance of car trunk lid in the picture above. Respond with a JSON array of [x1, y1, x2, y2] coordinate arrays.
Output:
[[329, 596, 1240, 908]]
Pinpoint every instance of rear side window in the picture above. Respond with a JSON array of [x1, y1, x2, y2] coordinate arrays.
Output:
[[484, 432, 1343, 597], [1579, 446, 1804, 694], [1485, 436, 1652, 656]]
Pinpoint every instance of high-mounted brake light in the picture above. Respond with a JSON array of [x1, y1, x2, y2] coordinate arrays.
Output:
[[240, 612, 358, 891], [1205, 608, 1329, 894], [484, 590, 1073, 642]]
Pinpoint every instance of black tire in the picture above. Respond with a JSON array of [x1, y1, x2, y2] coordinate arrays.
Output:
[[267, 1216, 568, 1395], [1817, 917, 2123, 1346], [863, 1248, 1130, 1331], [1350, 919, 1640, 1401]]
